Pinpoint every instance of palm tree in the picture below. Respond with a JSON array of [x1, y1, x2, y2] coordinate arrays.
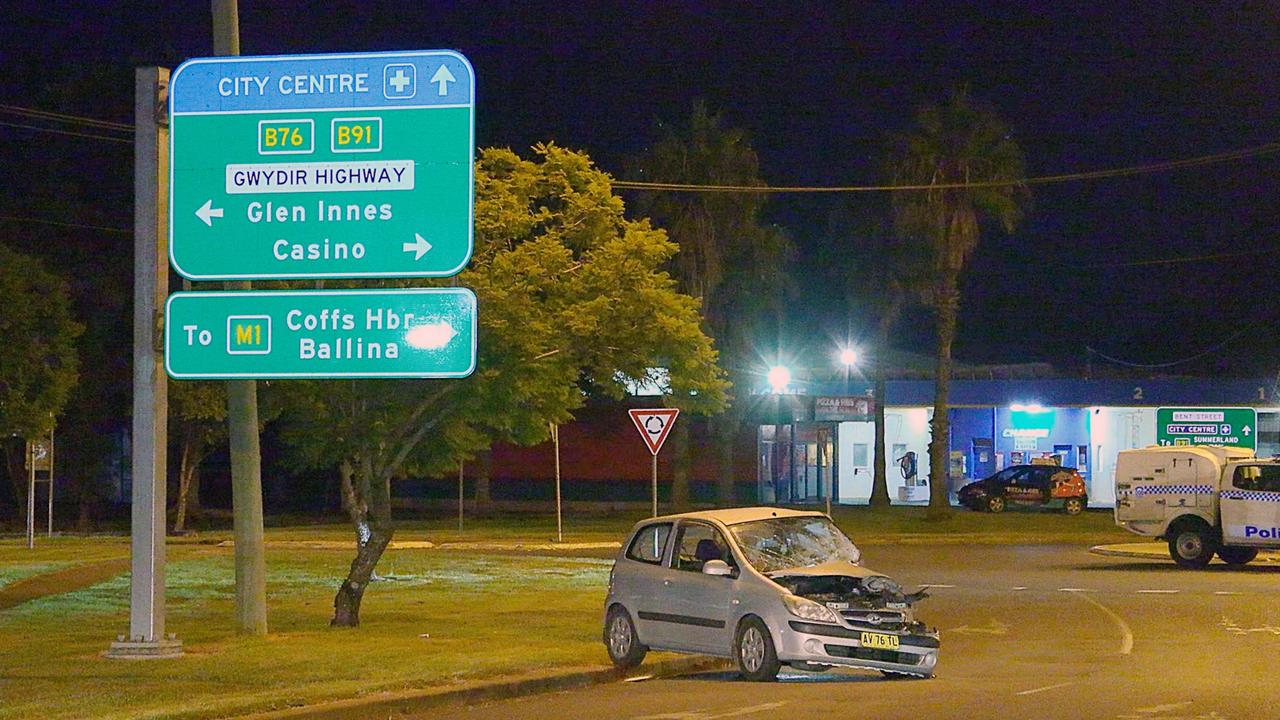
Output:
[[630, 102, 793, 510], [890, 89, 1028, 519]]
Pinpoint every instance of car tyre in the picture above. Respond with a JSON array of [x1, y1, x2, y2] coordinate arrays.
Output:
[[604, 605, 647, 670], [1217, 547, 1258, 566], [735, 616, 781, 682], [986, 495, 1006, 513], [1063, 497, 1085, 516], [1168, 524, 1217, 569]]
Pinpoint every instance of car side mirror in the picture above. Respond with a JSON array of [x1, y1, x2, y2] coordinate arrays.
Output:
[[702, 559, 733, 577], [849, 548, 862, 565]]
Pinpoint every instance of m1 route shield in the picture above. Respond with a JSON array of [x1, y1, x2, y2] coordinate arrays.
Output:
[[168, 50, 473, 280]]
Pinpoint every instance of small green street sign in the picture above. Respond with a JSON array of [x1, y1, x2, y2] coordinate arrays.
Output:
[[1155, 407, 1257, 450], [166, 289, 476, 379], [169, 50, 473, 280]]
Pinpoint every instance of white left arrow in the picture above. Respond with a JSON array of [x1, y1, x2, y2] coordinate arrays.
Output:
[[195, 199, 224, 227], [402, 233, 433, 260], [429, 65, 456, 96]]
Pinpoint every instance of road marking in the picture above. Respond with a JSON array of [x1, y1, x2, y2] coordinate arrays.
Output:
[[1214, 591, 1242, 596], [1012, 586, 1028, 591], [1065, 590, 1133, 655], [1117, 700, 1194, 717], [632, 702, 788, 720], [1136, 590, 1178, 594], [921, 584, 955, 589], [1058, 587, 1096, 593], [949, 619, 1010, 636], [623, 675, 654, 682], [1016, 681, 1077, 696], [1220, 616, 1280, 636]]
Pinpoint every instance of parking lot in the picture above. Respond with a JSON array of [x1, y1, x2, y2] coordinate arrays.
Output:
[[437, 544, 1280, 720]]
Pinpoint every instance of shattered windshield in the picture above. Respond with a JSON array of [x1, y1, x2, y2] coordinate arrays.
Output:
[[729, 516, 861, 574]]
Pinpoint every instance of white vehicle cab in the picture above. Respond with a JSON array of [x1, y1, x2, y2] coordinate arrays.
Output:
[[1114, 445, 1280, 567], [603, 507, 939, 681]]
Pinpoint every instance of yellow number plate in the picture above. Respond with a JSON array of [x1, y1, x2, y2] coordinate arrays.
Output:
[[860, 632, 900, 650]]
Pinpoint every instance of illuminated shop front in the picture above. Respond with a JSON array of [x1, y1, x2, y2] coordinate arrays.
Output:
[[755, 378, 1280, 509]]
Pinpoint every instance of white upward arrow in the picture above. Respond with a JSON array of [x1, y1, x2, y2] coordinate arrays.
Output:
[[1244, 425, 1253, 436], [429, 65, 456, 96], [402, 233, 432, 260], [195, 199, 224, 227]]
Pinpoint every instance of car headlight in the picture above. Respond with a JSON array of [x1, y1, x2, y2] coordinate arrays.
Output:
[[783, 594, 840, 624]]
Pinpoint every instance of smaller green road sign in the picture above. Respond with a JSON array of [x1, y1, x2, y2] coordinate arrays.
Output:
[[166, 288, 476, 379], [1156, 407, 1257, 450]]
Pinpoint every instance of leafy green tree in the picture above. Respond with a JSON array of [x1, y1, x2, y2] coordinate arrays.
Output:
[[168, 381, 226, 533], [889, 89, 1027, 518], [0, 243, 82, 517], [277, 144, 727, 627], [630, 103, 794, 508]]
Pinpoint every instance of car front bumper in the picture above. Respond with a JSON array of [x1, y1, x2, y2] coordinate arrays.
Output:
[[778, 620, 940, 676]]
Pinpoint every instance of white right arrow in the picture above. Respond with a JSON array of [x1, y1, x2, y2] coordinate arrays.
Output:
[[195, 199, 224, 227], [402, 233, 433, 260], [429, 65, 456, 96]]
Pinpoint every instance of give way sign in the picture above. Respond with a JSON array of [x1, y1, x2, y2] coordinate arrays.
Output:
[[628, 408, 680, 455]]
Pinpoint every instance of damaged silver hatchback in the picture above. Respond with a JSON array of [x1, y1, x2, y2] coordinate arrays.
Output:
[[604, 507, 939, 681]]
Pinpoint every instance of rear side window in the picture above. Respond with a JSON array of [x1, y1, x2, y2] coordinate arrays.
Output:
[[1233, 466, 1280, 492], [626, 523, 672, 564]]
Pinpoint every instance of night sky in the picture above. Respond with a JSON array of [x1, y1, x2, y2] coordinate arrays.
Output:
[[3, 1, 1279, 377]]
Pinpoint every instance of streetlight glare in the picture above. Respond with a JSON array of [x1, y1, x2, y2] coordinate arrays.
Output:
[[767, 365, 791, 392], [839, 348, 859, 366]]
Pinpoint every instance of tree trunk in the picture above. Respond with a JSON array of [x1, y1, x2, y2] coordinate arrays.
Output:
[[670, 418, 691, 512], [332, 459, 393, 628], [2, 439, 26, 522], [869, 366, 891, 508], [928, 277, 957, 520], [173, 433, 195, 534], [714, 414, 739, 507], [474, 446, 492, 513]]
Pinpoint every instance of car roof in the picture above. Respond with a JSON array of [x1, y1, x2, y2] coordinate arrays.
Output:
[[638, 506, 825, 527]]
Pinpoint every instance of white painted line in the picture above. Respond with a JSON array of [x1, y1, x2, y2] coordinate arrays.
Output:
[[921, 584, 956, 589], [1214, 591, 1242, 596], [623, 675, 654, 683], [1011, 586, 1028, 591], [1070, 592, 1134, 655], [1057, 588, 1096, 593], [1015, 681, 1077, 696], [1136, 590, 1178, 594]]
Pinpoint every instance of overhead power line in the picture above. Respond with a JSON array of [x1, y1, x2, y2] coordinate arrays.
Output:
[[0, 120, 132, 144], [612, 141, 1280, 193], [1086, 323, 1261, 369], [0, 214, 131, 234], [0, 104, 133, 132]]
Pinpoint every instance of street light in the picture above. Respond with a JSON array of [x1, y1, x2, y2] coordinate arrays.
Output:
[[767, 365, 791, 393], [839, 347, 859, 368]]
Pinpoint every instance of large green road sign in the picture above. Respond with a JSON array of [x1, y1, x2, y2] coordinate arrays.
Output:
[[1156, 407, 1257, 450], [166, 289, 476, 379], [169, 50, 473, 280]]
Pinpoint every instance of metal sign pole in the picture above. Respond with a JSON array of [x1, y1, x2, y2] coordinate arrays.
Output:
[[106, 66, 181, 658], [47, 425, 54, 537], [552, 424, 562, 542], [26, 442, 35, 549], [457, 462, 464, 532], [651, 453, 658, 518]]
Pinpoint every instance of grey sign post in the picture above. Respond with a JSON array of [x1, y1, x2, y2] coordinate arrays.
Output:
[[106, 67, 182, 659]]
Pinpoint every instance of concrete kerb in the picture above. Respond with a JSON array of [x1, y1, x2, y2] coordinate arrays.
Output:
[[235, 656, 731, 720], [1089, 542, 1280, 563]]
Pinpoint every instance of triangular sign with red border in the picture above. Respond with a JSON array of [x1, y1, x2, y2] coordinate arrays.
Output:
[[628, 408, 680, 455]]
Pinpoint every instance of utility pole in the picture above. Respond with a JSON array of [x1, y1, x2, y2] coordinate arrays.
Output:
[[212, 0, 268, 636], [106, 65, 181, 658]]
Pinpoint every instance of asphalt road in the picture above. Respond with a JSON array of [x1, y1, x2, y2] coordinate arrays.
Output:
[[423, 544, 1280, 720]]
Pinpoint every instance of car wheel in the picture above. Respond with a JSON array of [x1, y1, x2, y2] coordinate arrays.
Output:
[[604, 605, 647, 670], [1217, 547, 1258, 566], [735, 616, 781, 682], [1168, 524, 1217, 569], [1063, 497, 1085, 516], [986, 495, 1006, 513]]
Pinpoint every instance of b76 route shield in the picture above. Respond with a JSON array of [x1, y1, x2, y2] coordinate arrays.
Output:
[[168, 50, 474, 280]]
